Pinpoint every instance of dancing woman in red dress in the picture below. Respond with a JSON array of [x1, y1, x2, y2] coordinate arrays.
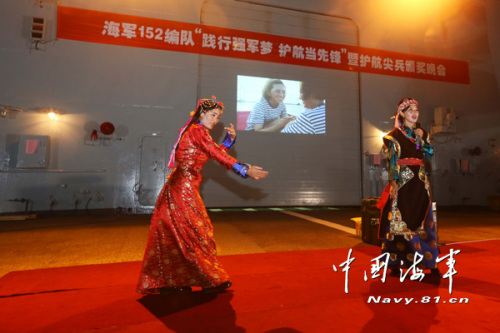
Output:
[[137, 97, 268, 295]]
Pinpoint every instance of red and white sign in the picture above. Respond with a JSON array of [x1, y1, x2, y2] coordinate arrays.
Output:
[[57, 6, 470, 84]]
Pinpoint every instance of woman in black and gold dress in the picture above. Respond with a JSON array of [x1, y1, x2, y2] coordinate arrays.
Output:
[[378, 97, 440, 277]]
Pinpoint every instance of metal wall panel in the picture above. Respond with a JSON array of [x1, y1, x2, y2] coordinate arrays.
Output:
[[198, 0, 361, 207]]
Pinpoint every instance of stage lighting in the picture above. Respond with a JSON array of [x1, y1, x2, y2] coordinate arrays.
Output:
[[0, 107, 8, 118]]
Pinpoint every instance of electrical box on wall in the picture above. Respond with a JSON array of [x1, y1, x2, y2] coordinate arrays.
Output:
[[15, 135, 50, 168], [5, 134, 50, 168], [431, 106, 456, 135], [31, 17, 46, 41], [368, 154, 381, 166]]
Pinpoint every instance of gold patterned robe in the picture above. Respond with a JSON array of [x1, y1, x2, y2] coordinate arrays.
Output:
[[137, 123, 237, 294], [378, 126, 439, 269]]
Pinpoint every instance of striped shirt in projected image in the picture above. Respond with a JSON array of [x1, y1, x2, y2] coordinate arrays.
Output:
[[281, 104, 326, 134], [245, 98, 288, 130]]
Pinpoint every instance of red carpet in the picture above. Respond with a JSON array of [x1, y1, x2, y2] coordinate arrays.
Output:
[[1, 240, 499, 332]]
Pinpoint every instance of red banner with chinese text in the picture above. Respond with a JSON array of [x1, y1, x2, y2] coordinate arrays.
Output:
[[57, 6, 470, 84]]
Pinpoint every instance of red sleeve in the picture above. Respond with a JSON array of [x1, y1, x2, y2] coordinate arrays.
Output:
[[190, 124, 237, 170]]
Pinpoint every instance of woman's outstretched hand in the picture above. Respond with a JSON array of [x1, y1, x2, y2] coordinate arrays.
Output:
[[224, 123, 236, 141], [247, 165, 269, 180]]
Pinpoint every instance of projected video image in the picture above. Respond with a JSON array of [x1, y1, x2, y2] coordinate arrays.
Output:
[[236, 75, 326, 134]]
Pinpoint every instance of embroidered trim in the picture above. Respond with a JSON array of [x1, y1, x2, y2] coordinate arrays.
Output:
[[397, 158, 424, 166]]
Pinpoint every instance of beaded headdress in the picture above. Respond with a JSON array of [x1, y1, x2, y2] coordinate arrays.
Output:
[[195, 96, 224, 113], [394, 98, 418, 128]]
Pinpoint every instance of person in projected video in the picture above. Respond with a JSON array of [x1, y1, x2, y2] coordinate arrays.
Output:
[[245, 79, 296, 132], [281, 81, 326, 134], [137, 97, 269, 296], [377, 97, 441, 278]]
